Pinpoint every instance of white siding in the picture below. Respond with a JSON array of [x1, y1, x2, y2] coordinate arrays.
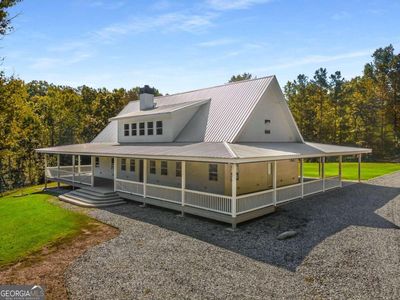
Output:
[[237, 79, 303, 142]]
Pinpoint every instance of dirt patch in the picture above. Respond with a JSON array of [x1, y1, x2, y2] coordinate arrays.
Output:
[[0, 221, 119, 300]]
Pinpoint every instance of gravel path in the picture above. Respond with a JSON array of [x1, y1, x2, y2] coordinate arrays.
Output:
[[65, 172, 400, 299]]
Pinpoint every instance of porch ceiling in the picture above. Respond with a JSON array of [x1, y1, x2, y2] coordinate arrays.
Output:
[[36, 142, 371, 163]]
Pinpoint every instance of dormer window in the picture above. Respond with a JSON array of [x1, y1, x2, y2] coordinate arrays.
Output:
[[147, 122, 154, 135], [139, 122, 145, 135], [124, 124, 129, 136], [131, 123, 137, 136], [156, 121, 163, 135]]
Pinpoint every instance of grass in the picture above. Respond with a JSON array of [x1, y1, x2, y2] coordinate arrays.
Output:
[[303, 162, 400, 180], [0, 184, 93, 267]]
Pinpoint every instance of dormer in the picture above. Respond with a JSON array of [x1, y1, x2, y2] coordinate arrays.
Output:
[[110, 87, 210, 143]]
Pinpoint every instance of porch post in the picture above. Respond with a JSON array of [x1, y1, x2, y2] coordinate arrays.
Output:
[[300, 158, 304, 198], [44, 154, 48, 190], [91, 156, 94, 187], [273, 161, 277, 205], [57, 154, 60, 188], [77, 155, 81, 184], [72, 155, 75, 190], [181, 161, 186, 215], [322, 156, 325, 192], [113, 157, 117, 192], [231, 163, 237, 228], [339, 155, 342, 187], [358, 154, 361, 182], [143, 159, 147, 205]]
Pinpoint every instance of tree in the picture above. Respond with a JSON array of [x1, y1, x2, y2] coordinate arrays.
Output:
[[0, 0, 21, 36], [229, 73, 254, 82]]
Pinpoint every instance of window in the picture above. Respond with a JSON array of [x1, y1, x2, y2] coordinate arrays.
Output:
[[95, 157, 99, 168], [150, 160, 156, 174], [209, 164, 218, 181], [161, 161, 168, 176], [176, 162, 181, 177], [131, 123, 137, 136], [267, 163, 271, 175], [124, 124, 129, 136], [147, 121, 154, 135], [139, 122, 145, 135], [265, 119, 271, 134], [156, 121, 163, 135], [121, 158, 126, 171], [111, 158, 114, 169], [130, 159, 135, 172]]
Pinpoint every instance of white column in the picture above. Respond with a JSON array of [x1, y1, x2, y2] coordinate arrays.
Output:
[[181, 161, 186, 214], [358, 154, 361, 182], [91, 156, 95, 187], [231, 163, 237, 219], [113, 157, 117, 192], [44, 154, 48, 189], [300, 158, 304, 198], [339, 155, 342, 187], [322, 157, 325, 192], [57, 154, 60, 188], [72, 155, 75, 190], [273, 161, 277, 205], [143, 159, 148, 199], [77, 155, 81, 184]]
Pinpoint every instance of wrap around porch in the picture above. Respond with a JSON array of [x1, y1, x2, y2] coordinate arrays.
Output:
[[44, 153, 362, 227]]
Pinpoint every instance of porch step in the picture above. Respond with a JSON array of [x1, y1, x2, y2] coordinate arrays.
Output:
[[59, 188, 125, 207]]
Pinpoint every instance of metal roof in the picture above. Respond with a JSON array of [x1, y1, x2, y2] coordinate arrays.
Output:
[[92, 76, 274, 143], [109, 99, 210, 120], [37, 142, 371, 162]]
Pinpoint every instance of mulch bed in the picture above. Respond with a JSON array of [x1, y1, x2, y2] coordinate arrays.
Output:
[[0, 221, 119, 300]]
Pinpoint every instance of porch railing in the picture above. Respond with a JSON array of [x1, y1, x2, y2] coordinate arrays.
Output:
[[46, 165, 92, 186], [47, 166, 342, 218]]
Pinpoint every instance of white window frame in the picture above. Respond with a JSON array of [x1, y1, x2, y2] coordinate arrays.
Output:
[[131, 123, 137, 136], [130, 159, 135, 172], [149, 160, 156, 174], [124, 124, 129, 136], [147, 121, 154, 135], [156, 121, 163, 135], [209, 164, 218, 181], [161, 161, 168, 176]]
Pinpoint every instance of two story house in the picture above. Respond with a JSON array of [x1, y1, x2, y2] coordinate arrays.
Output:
[[37, 76, 371, 228]]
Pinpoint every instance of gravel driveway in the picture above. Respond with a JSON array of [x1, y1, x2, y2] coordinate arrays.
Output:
[[65, 172, 400, 299]]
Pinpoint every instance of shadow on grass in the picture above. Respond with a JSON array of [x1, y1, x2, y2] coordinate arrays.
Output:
[[80, 179, 400, 271]]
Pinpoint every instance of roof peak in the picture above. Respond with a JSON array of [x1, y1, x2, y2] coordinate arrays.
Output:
[[155, 75, 275, 99]]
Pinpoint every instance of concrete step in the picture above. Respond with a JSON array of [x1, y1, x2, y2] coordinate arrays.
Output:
[[59, 187, 125, 208], [66, 193, 122, 204], [68, 190, 121, 201], [75, 188, 116, 197], [59, 194, 125, 207]]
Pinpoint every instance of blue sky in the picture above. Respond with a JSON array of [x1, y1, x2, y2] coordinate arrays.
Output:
[[2, 0, 399, 94]]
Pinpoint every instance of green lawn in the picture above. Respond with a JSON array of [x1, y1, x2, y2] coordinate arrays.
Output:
[[0, 184, 93, 266], [303, 162, 400, 180]]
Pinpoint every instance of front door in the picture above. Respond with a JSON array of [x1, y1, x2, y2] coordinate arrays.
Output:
[[139, 159, 144, 182]]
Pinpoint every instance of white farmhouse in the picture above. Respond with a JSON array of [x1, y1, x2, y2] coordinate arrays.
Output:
[[37, 76, 371, 228]]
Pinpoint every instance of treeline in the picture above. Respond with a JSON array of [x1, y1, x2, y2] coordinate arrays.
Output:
[[0, 75, 160, 191], [285, 45, 400, 159]]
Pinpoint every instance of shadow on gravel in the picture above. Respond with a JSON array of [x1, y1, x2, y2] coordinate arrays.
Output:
[[101, 181, 399, 272]]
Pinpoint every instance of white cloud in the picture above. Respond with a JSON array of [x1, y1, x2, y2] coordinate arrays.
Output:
[[206, 0, 272, 10], [197, 38, 236, 47], [30, 51, 93, 70], [94, 12, 216, 41], [253, 49, 373, 72]]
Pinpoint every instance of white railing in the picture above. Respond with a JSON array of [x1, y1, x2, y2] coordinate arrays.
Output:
[[303, 179, 324, 196], [236, 189, 274, 214], [147, 183, 182, 204], [185, 190, 232, 214], [276, 183, 302, 204], [325, 176, 341, 190], [45, 166, 92, 186], [115, 179, 143, 196]]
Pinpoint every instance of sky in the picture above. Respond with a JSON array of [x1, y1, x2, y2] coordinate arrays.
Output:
[[2, 0, 400, 94]]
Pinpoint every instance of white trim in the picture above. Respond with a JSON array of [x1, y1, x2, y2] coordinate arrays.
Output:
[[231, 163, 237, 218], [273, 161, 277, 206]]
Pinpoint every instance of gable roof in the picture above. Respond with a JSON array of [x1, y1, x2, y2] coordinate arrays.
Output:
[[92, 76, 274, 143], [109, 98, 210, 120]]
